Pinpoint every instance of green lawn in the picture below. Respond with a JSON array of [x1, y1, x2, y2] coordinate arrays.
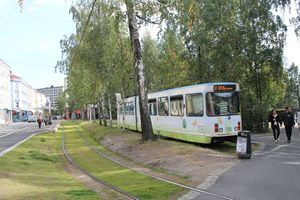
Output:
[[0, 130, 101, 200], [63, 121, 187, 200]]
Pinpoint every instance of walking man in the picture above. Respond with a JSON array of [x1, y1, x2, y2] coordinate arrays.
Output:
[[282, 106, 295, 143]]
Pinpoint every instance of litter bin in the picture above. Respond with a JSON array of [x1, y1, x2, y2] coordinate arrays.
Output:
[[236, 130, 252, 159]]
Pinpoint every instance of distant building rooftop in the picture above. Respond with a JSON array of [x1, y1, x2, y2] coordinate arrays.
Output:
[[37, 85, 63, 90]]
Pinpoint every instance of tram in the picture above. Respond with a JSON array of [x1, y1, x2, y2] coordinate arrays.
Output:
[[117, 82, 241, 144]]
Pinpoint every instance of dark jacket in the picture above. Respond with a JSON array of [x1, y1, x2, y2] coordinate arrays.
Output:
[[282, 112, 295, 127], [268, 114, 281, 127]]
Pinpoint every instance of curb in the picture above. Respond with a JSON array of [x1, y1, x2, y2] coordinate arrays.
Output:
[[52, 121, 60, 133], [178, 159, 240, 200], [252, 142, 266, 157], [0, 121, 61, 158]]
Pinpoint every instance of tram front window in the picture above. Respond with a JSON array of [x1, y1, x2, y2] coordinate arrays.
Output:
[[206, 92, 239, 116]]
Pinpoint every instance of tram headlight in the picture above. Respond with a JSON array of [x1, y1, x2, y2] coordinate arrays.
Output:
[[234, 122, 241, 131], [214, 123, 219, 132]]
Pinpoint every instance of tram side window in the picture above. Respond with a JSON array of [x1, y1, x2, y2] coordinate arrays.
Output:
[[170, 95, 184, 116], [186, 94, 204, 116], [158, 97, 169, 116], [125, 102, 134, 115], [148, 99, 157, 116]]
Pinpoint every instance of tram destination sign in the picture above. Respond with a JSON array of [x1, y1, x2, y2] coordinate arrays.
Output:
[[213, 84, 236, 92]]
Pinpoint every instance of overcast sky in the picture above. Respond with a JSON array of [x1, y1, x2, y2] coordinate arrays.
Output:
[[0, 0, 299, 90]]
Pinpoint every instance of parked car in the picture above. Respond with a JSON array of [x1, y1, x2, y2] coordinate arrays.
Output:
[[52, 115, 58, 120], [28, 115, 37, 123]]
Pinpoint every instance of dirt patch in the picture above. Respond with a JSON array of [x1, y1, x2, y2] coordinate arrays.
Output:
[[101, 133, 237, 186]]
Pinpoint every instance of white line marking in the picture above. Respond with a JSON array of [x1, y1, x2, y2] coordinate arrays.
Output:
[[254, 144, 289, 156], [0, 133, 36, 157], [0, 127, 29, 139], [283, 162, 300, 165], [0, 130, 52, 157]]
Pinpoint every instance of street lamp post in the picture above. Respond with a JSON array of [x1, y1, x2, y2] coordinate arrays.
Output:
[[255, 65, 262, 105], [296, 77, 300, 108], [254, 62, 263, 132]]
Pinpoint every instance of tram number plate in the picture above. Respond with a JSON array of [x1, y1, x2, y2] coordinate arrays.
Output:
[[226, 127, 232, 132]]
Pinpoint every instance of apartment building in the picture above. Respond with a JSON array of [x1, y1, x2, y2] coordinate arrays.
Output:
[[0, 59, 12, 124], [37, 85, 63, 110], [11, 74, 47, 122]]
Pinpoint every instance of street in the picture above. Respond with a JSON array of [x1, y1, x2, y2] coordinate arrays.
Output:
[[191, 128, 300, 200], [0, 121, 58, 157]]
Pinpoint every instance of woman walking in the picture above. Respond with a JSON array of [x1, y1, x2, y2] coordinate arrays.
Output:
[[37, 113, 43, 129], [268, 109, 282, 143]]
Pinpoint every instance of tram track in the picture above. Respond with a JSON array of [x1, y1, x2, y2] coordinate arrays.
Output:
[[74, 125, 235, 200], [61, 127, 140, 200]]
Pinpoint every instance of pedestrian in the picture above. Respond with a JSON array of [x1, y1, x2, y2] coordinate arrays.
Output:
[[37, 113, 43, 129], [44, 114, 48, 126], [282, 106, 295, 143], [268, 109, 282, 143]]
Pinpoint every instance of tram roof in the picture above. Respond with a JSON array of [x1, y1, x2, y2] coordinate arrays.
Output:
[[148, 82, 238, 95], [123, 82, 239, 100]]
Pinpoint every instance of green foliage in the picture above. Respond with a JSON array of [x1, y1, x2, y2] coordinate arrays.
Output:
[[277, 63, 300, 109], [57, 90, 67, 115], [56, 0, 299, 132]]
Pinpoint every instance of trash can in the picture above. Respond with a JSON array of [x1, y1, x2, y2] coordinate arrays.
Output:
[[236, 130, 252, 159]]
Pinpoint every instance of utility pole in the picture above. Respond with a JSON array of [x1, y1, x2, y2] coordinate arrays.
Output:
[[296, 78, 300, 108]]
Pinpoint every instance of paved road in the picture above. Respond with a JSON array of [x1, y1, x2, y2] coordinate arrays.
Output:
[[0, 121, 58, 157], [191, 128, 300, 200]]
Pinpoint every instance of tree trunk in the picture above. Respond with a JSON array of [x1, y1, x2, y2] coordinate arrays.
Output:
[[93, 106, 96, 122], [89, 105, 92, 122], [98, 102, 102, 125], [102, 94, 107, 127], [122, 85, 125, 130], [108, 93, 113, 127], [125, 0, 154, 141]]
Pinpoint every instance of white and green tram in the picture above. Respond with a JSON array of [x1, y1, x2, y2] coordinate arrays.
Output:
[[117, 82, 241, 144]]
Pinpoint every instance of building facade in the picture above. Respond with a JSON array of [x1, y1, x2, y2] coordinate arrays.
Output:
[[37, 85, 63, 111], [11, 74, 47, 122], [0, 59, 12, 124]]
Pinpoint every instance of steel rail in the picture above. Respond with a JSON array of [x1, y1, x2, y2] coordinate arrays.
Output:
[[76, 126, 235, 200], [61, 127, 140, 200]]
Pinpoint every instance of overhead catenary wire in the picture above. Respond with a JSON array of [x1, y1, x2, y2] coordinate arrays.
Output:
[[69, 0, 97, 68]]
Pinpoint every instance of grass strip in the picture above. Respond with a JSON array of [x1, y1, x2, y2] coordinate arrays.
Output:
[[0, 130, 102, 200], [80, 120, 248, 154], [62, 121, 187, 200]]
